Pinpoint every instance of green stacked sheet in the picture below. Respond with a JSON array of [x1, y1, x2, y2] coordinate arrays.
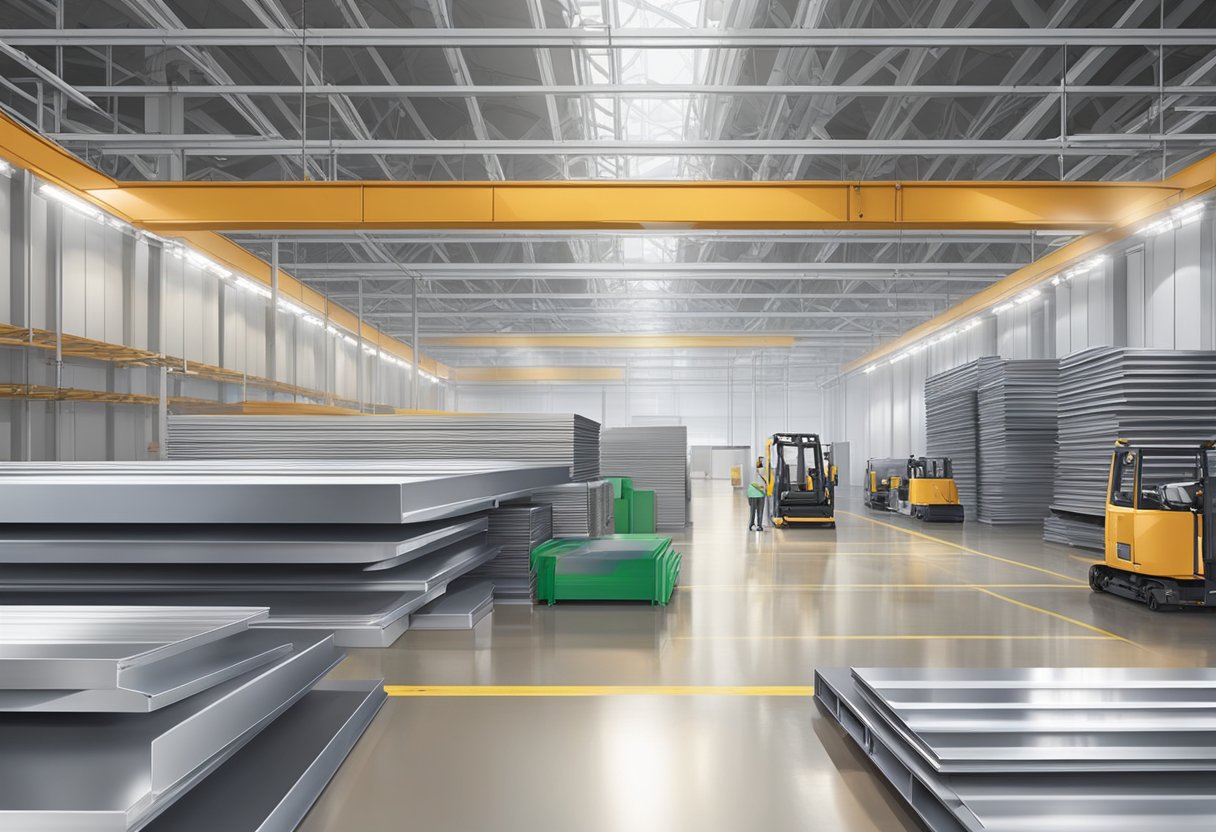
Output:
[[530, 535, 681, 605]]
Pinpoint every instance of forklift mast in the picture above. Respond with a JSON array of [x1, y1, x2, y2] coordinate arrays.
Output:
[[1203, 449, 1216, 605]]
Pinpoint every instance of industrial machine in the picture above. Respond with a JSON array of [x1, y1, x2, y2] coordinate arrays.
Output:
[[758, 433, 836, 527], [1089, 440, 1216, 611], [864, 458, 907, 510], [889, 456, 965, 522]]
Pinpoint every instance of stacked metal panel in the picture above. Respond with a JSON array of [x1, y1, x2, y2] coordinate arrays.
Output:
[[925, 357, 1001, 516], [0, 605, 385, 830], [816, 666, 1216, 832], [409, 578, 495, 630], [464, 503, 553, 602], [528, 481, 615, 537], [976, 359, 1059, 524], [167, 413, 602, 481], [531, 535, 682, 605], [601, 425, 690, 530], [0, 460, 570, 644], [1044, 348, 1216, 550]]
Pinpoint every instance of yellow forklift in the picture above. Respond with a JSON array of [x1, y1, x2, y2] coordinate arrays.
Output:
[[1088, 440, 1215, 611], [864, 457, 907, 510], [758, 433, 837, 528], [889, 456, 965, 522]]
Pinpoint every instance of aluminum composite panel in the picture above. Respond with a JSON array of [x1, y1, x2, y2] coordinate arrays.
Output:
[[141, 680, 386, 832], [816, 668, 1216, 832], [410, 579, 494, 630], [0, 606, 267, 690], [0, 461, 569, 525], [0, 632, 340, 831]]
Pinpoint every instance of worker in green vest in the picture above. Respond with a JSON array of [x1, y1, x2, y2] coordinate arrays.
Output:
[[747, 476, 767, 531]]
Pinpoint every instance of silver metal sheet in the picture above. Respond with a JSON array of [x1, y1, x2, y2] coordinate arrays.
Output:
[[816, 668, 1216, 832], [166, 413, 601, 482], [0, 460, 570, 525], [601, 426, 689, 529], [0, 630, 294, 713], [853, 667, 1216, 772], [141, 680, 386, 832], [0, 540, 497, 593], [0, 632, 340, 831], [0, 516, 488, 567], [0, 606, 267, 690], [410, 578, 494, 630]]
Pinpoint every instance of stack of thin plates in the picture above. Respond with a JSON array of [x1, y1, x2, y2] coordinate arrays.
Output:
[[977, 359, 1059, 524], [167, 413, 602, 481], [465, 503, 553, 602], [816, 666, 1216, 831], [925, 357, 1001, 516], [0, 460, 567, 645], [409, 578, 495, 630], [0, 605, 385, 830], [528, 481, 615, 537], [1045, 348, 1216, 547], [601, 426, 689, 530]]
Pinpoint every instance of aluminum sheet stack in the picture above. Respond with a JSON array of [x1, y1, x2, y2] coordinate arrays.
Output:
[[925, 357, 1001, 516], [528, 481, 615, 537], [464, 503, 553, 602], [1044, 347, 1216, 550], [976, 359, 1059, 524], [409, 578, 495, 630], [0, 460, 569, 645], [167, 413, 602, 481], [601, 426, 690, 530], [0, 605, 385, 831], [815, 666, 1216, 832]]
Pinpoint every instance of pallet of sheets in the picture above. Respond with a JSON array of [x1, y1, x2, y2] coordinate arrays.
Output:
[[816, 666, 1216, 832], [1044, 348, 1216, 545], [976, 359, 1059, 524], [167, 413, 602, 481], [601, 425, 689, 530], [465, 503, 553, 602], [527, 481, 614, 537], [0, 460, 571, 525], [531, 535, 682, 606], [1042, 510, 1106, 552], [925, 357, 1001, 516], [0, 604, 385, 830]]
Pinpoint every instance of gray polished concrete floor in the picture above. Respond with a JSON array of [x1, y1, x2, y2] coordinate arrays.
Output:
[[299, 481, 1216, 831]]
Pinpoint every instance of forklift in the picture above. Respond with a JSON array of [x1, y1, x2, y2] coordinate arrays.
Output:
[[758, 433, 837, 528], [1089, 440, 1216, 611], [889, 456, 965, 522], [864, 458, 907, 510]]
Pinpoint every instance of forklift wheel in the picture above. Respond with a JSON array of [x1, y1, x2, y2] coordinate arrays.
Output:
[[1087, 566, 1105, 593], [1145, 589, 1179, 613]]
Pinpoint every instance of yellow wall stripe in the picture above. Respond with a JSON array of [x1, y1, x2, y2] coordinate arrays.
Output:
[[383, 685, 815, 697]]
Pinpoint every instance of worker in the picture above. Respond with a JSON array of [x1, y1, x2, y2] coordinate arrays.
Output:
[[747, 476, 767, 531]]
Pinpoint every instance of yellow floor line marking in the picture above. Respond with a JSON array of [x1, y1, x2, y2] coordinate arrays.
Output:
[[671, 634, 1113, 641], [384, 685, 815, 697], [837, 510, 1085, 583], [972, 587, 1141, 647], [677, 583, 1086, 590]]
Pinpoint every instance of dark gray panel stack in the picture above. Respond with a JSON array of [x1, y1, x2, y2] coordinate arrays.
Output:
[[0, 605, 385, 830], [601, 425, 690, 529], [976, 360, 1059, 524], [528, 481, 615, 537], [0, 460, 572, 645], [816, 666, 1216, 832], [1044, 348, 1216, 550], [465, 502, 553, 602], [925, 357, 1001, 517], [167, 413, 602, 481]]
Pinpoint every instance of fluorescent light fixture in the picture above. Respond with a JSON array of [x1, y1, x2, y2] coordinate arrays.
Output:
[[1176, 202, 1205, 226], [278, 299, 307, 316], [184, 249, 232, 279], [301, 314, 323, 327], [992, 302, 1014, 314], [234, 276, 271, 298], [0, 159, 11, 177], [343, 335, 357, 347], [862, 365, 877, 374], [1013, 288, 1041, 305], [1051, 276, 1062, 286], [38, 183, 103, 220]]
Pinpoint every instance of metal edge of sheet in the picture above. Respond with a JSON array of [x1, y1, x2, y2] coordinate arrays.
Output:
[[140, 680, 387, 832]]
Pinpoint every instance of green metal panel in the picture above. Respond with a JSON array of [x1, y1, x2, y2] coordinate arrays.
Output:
[[613, 497, 632, 533], [630, 490, 656, 534], [530, 535, 681, 605], [605, 477, 633, 500]]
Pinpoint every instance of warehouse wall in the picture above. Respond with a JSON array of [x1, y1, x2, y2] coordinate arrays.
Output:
[[457, 371, 822, 460], [823, 208, 1216, 480], [0, 168, 443, 461]]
